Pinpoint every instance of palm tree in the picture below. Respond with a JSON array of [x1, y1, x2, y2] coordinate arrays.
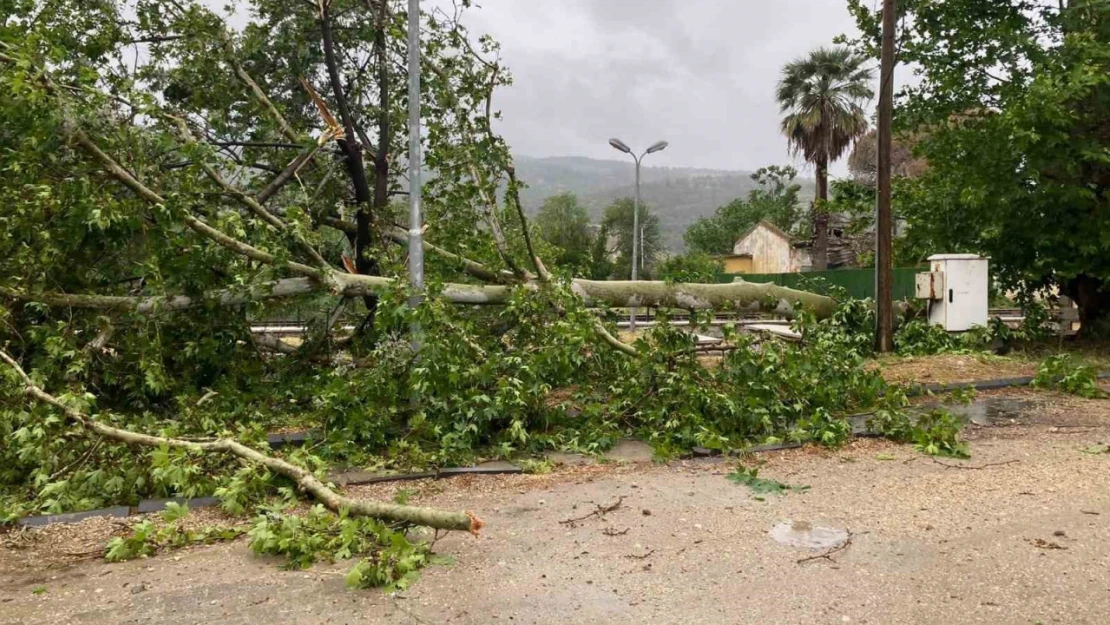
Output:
[[777, 46, 873, 270]]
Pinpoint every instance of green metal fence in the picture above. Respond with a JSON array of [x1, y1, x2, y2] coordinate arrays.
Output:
[[721, 267, 921, 301]]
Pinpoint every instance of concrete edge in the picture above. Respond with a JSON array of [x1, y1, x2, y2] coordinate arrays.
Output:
[[15, 496, 225, 528], [16, 506, 130, 528], [333, 465, 525, 487], [906, 371, 1110, 397]]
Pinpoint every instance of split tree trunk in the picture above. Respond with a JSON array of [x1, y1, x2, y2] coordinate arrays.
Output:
[[320, 3, 380, 324]]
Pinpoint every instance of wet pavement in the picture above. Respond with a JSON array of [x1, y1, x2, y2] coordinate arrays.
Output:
[[850, 395, 1043, 435], [925, 396, 1039, 426]]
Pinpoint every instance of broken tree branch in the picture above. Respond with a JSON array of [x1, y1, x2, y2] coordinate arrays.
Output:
[[69, 127, 322, 279], [169, 117, 332, 269], [559, 496, 624, 525], [0, 350, 480, 533], [255, 141, 325, 205], [468, 161, 530, 280], [219, 28, 299, 143], [930, 458, 1020, 470], [506, 165, 549, 281], [324, 217, 518, 285]]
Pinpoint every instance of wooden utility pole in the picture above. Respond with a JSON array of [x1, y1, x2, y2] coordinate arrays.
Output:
[[875, 0, 896, 352]]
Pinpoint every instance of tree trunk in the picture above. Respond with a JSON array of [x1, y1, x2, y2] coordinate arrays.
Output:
[[812, 154, 830, 271], [10, 275, 839, 319], [320, 3, 380, 324], [1066, 274, 1110, 337]]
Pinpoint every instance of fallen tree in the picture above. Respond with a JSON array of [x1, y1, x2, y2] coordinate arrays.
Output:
[[3, 275, 836, 318], [0, 0, 842, 536]]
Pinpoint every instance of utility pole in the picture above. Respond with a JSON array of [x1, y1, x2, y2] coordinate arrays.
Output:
[[875, 0, 895, 353], [407, 0, 424, 346]]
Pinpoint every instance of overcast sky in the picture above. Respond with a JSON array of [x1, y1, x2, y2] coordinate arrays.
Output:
[[443, 0, 873, 175], [214, 0, 874, 176]]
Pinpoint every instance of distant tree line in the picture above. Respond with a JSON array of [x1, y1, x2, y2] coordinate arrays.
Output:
[[534, 194, 662, 280]]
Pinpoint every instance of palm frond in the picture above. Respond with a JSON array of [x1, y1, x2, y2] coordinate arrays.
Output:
[[775, 45, 875, 167]]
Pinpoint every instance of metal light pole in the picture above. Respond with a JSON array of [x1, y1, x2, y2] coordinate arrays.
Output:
[[407, 0, 424, 346], [608, 138, 668, 331], [875, 0, 895, 352]]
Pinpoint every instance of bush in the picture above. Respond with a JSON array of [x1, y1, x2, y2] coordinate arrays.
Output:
[[657, 253, 724, 283], [1033, 354, 1104, 398]]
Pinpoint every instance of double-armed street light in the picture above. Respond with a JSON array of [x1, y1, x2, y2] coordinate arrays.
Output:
[[608, 138, 668, 331]]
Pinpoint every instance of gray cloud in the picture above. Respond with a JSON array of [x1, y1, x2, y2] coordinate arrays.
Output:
[[450, 0, 873, 176]]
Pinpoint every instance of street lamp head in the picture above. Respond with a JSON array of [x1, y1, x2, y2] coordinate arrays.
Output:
[[608, 138, 632, 154], [646, 140, 669, 154]]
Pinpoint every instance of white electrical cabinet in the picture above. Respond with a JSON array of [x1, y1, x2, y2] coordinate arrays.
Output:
[[917, 254, 989, 332]]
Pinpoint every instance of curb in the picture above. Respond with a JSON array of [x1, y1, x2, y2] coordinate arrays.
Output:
[[905, 371, 1110, 397], [331, 464, 524, 487]]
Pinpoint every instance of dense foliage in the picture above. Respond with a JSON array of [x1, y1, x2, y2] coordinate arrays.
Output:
[[598, 197, 663, 279], [843, 0, 1110, 333], [0, 0, 1094, 538], [534, 193, 593, 274], [683, 165, 806, 256]]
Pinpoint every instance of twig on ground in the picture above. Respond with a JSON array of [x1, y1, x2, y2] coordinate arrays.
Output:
[[796, 531, 853, 564], [624, 548, 655, 560], [1028, 538, 1067, 550], [63, 548, 106, 559], [559, 496, 625, 525], [602, 527, 630, 536], [930, 458, 1019, 470]]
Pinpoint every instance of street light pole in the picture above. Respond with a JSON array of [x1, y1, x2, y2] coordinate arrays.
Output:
[[405, 0, 426, 359], [407, 0, 424, 299], [608, 138, 668, 331], [633, 152, 641, 283]]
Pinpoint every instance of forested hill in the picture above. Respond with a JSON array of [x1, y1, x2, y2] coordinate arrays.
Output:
[[513, 155, 815, 252]]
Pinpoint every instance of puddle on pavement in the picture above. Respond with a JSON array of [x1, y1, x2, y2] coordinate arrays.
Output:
[[849, 397, 1040, 434], [769, 520, 849, 550], [918, 396, 1038, 426]]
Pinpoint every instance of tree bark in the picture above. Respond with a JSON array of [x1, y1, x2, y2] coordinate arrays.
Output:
[[1066, 274, 1110, 337], [320, 2, 380, 323], [8, 275, 838, 319], [0, 350, 481, 533], [812, 154, 830, 271]]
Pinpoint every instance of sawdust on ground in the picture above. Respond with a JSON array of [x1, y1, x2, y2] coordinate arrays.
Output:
[[872, 353, 1039, 385]]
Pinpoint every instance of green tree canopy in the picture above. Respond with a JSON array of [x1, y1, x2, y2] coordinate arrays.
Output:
[[600, 198, 663, 279], [844, 0, 1110, 332], [776, 46, 873, 270], [684, 165, 804, 256], [534, 193, 593, 273]]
